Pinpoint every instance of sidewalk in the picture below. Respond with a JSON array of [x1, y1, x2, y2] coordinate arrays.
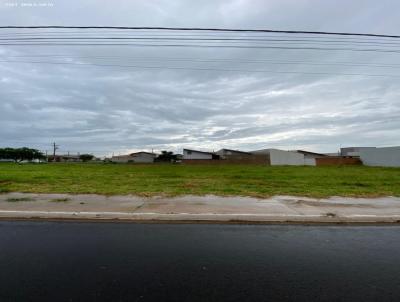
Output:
[[1, 192, 400, 223]]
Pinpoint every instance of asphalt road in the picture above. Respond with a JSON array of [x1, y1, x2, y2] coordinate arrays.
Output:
[[1, 221, 400, 301]]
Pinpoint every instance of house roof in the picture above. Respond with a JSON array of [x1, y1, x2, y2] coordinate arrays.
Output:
[[295, 150, 327, 157], [111, 154, 132, 158], [217, 148, 251, 155], [130, 152, 156, 156], [341, 146, 376, 150], [250, 148, 278, 154], [183, 148, 215, 155]]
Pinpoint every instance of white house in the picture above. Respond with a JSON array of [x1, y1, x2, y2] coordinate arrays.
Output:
[[131, 152, 157, 163], [249, 148, 330, 166], [359, 146, 400, 167], [251, 148, 307, 165], [183, 149, 218, 160], [111, 152, 157, 163], [294, 150, 327, 166]]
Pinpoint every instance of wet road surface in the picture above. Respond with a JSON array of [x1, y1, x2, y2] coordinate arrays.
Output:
[[0, 221, 400, 301]]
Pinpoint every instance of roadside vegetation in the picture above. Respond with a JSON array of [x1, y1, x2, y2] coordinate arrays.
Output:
[[0, 148, 45, 163], [0, 163, 399, 198]]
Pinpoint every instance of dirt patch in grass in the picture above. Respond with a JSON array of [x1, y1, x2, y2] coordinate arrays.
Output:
[[50, 198, 70, 203], [6, 197, 35, 202]]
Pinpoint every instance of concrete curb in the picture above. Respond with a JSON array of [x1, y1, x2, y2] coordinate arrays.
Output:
[[1, 210, 400, 224], [2, 193, 400, 224]]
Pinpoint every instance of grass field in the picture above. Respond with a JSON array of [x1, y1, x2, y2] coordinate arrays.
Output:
[[0, 163, 399, 198]]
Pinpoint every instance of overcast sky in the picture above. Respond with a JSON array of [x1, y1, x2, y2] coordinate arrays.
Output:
[[0, 0, 399, 156]]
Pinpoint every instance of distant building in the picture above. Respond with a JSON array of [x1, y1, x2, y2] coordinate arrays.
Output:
[[324, 152, 340, 157], [250, 149, 354, 166], [183, 148, 270, 164], [182, 149, 219, 160], [216, 148, 253, 160], [111, 152, 157, 163], [47, 154, 81, 162], [340, 147, 376, 157], [294, 150, 327, 166], [251, 148, 307, 165], [359, 146, 400, 167]]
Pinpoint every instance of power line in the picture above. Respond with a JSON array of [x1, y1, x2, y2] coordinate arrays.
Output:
[[3, 54, 400, 68], [1, 43, 400, 53], [1, 27, 399, 53], [1, 37, 400, 47], [0, 26, 399, 39], [0, 59, 399, 78], [1, 31, 398, 43]]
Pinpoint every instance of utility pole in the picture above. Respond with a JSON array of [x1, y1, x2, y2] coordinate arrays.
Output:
[[52, 142, 59, 162]]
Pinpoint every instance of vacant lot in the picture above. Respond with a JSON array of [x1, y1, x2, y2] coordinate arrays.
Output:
[[0, 163, 399, 198]]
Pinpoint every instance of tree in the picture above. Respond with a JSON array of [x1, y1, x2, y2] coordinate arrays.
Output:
[[156, 151, 177, 162], [79, 154, 94, 162], [0, 147, 45, 163]]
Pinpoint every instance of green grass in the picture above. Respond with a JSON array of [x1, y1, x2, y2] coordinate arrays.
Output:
[[0, 163, 399, 198]]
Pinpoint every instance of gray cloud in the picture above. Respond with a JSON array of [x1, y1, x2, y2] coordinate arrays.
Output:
[[0, 0, 399, 156]]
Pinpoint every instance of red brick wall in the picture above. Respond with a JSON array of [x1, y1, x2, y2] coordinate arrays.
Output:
[[316, 157, 362, 166]]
